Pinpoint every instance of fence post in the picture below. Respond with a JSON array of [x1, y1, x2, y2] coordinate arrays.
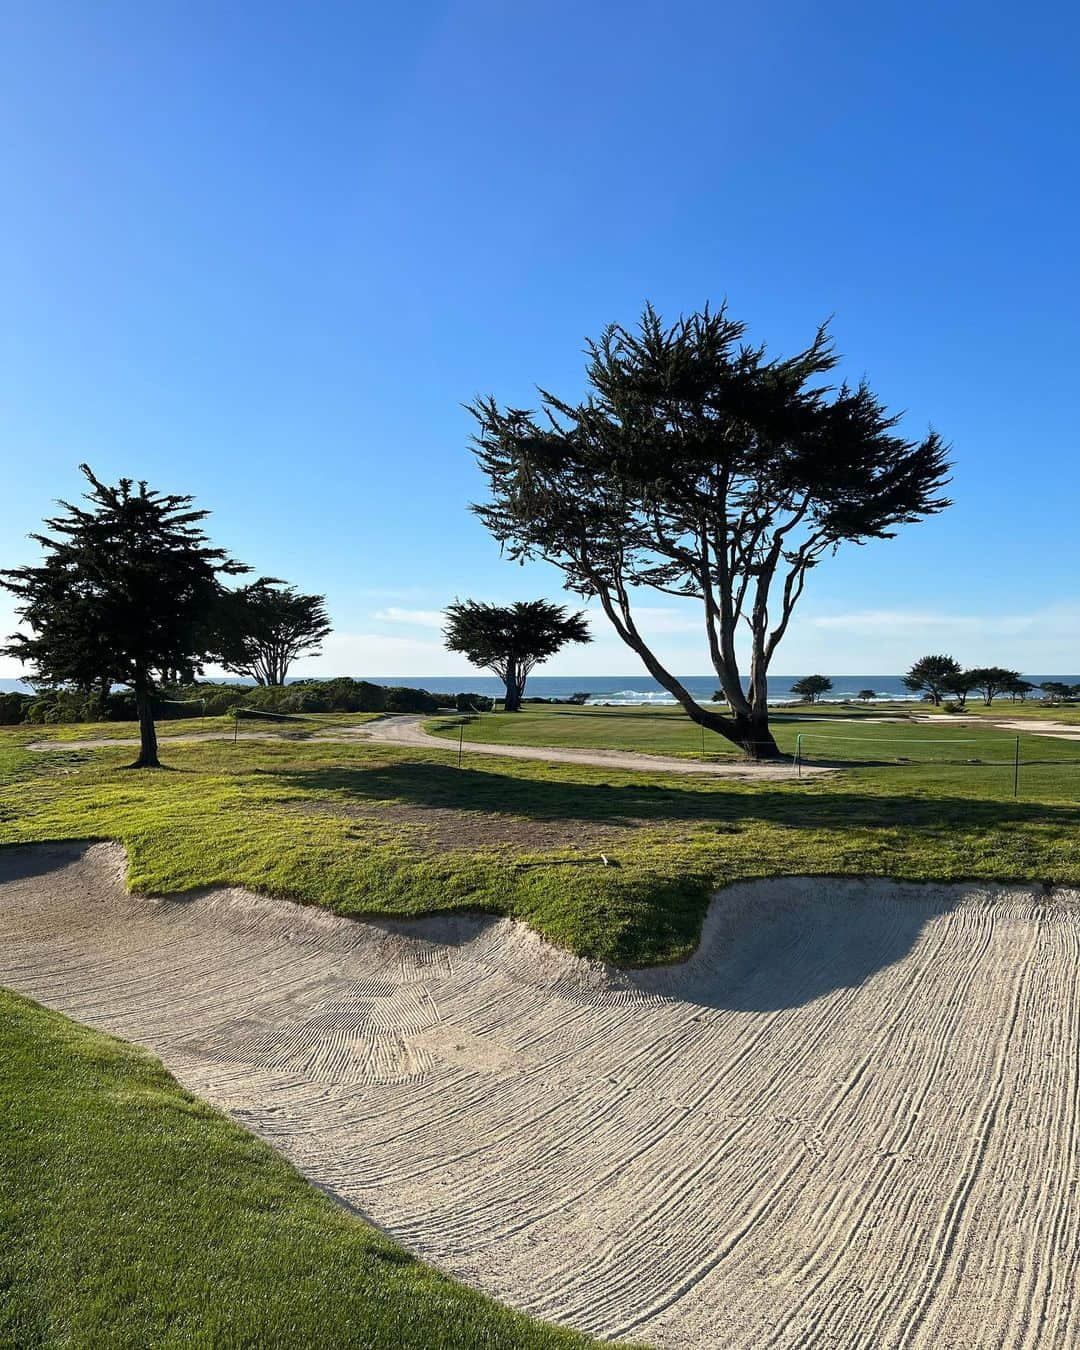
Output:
[[458, 721, 464, 768], [700, 723, 705, 761], [795, 733, 803, 778], [1014, 735, 1020, 797]]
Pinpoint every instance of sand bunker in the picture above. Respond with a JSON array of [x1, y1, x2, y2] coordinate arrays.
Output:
[[3, 842, 1079, 1348]]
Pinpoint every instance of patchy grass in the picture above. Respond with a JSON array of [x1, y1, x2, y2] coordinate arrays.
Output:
[[3, 718, 1080, 966], [0, 988, 606, 1349]]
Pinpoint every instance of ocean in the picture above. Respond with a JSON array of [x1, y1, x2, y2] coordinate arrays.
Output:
[[3, 674, 1077, 706]]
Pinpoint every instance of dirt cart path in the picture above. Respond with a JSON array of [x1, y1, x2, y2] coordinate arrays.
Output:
[[4, 843, 1080, 1349], [362, 713, 819, 778], [28, 713, 821, 779]]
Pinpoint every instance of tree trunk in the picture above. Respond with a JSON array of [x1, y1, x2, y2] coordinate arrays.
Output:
[[129, 683, 160, 769], [503, 659, 522, 712], [593, 588, 783, 759], [731, 710, 782, 760]]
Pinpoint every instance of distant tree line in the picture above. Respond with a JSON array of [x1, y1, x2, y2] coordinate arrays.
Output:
[[902, 655, 1073, 707], [0, 466, 507, 757]]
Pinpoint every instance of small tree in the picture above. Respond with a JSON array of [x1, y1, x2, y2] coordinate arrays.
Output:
[[1002, 675, 1036, 702], [790, 675, 833, 704], [470, 303, 950, 759], [1, 466, 244, 767], [856, 688, 878, 701], [443, 600, 590, 711], [967, 666, 1019, 706], [1041, 681, 1071, 705], [902, 654, 961, 706], [214, 578, 331, 686], [942, 669, 978, 709]]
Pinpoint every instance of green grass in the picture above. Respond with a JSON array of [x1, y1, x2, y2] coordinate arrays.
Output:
[[20, 710, 383, 742], [427, 704, 1080, 768], [0, 988, 605, 1349], [3, 712, 1080, 967], [928, 700, 1080, 723]]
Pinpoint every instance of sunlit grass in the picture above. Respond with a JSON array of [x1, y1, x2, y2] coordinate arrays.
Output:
[[3, 716, 1080, 966]]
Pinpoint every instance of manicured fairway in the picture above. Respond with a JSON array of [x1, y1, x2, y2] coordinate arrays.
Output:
[[427, 703, 1080, 772]]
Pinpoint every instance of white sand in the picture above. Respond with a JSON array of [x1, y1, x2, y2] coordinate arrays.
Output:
[[3, 842, 1079, 1348]]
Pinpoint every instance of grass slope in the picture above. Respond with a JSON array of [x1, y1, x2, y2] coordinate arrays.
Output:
[[0, 988, 605, 1349], [3, 715, 1080, 967]]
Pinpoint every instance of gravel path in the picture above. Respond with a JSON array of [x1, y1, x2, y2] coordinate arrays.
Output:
[[28, 713, 819, 779], [363, 714, 817, 778], [4, 842, 1079, 1348]]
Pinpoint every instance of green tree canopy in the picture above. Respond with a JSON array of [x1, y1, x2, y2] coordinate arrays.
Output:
[[967, 666, 1021, 706], [213, 578, 331, 687], [470, 303, 950, 758], [1002, 676, 1036, 701], [902, 654, 961, 706], [791, 675, 833, 704], [942, 668, 978, 708], [443, 600, 590, 711], [0, 465, 245, 767]]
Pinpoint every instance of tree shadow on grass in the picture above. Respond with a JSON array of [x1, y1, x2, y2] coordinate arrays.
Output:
[[264, 759, 1080, 834]]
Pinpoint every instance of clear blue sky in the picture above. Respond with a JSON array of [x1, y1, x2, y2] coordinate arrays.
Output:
[[3, 2, 1078, 678]]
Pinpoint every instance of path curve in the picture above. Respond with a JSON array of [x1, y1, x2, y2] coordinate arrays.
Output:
[[4, 842, 1080, 1348], [363, 714, 816, 778], [28, 714, 819, 779]]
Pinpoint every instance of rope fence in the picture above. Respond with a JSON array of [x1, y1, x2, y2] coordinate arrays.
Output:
[[792, 731, 1080, 795]]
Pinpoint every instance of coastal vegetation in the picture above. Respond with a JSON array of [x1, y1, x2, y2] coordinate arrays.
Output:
[[469, 303, 951, 758], [443, 599, 591, 711]]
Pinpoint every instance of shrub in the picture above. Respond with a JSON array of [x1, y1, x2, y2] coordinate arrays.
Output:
[[452, 692, 494, 712], [0, 692, 31, 724], [307, 678, 387, 713], [189, 684, 251, 717], [383, 686, 442, 714]]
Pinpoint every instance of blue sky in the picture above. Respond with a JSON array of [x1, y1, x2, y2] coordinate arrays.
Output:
[[2, 2, 1078, 678]]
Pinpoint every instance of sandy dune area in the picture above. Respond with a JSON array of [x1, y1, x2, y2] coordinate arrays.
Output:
[[3, 842, 1079, 1348]]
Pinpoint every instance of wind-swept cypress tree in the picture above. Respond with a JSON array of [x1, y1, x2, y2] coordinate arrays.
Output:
[[1, 465, 246, 767]]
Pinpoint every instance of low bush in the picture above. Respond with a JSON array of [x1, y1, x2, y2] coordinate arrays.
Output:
[[383, 686, 442, 714], [453, 692, 495, 712], [0, 692, 31, 725]]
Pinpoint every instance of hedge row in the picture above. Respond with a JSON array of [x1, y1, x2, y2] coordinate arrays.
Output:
[[0, 680, 498, 725]]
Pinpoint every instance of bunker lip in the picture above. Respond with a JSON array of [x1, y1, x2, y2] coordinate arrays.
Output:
[[4, 840, 1080, 1349]]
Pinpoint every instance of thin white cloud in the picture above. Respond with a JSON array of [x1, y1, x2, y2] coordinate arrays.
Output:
[[811, 605, 1080, 641], [372, 607, 447, 628]]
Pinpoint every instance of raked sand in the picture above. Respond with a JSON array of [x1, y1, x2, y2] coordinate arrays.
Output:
[[3, 842, 1080, 1348]]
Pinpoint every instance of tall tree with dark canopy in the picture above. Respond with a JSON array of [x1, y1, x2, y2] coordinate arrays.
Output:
[[214, 578, 331, 686], [1, 466, 244, 767], [942, 668, 978, 708], [443, 600, 590, 711], [469, 304, 951, 758], [790, 675, 833, 704], [967, 666, 1020, 707], [903, 654, 962, 706]]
